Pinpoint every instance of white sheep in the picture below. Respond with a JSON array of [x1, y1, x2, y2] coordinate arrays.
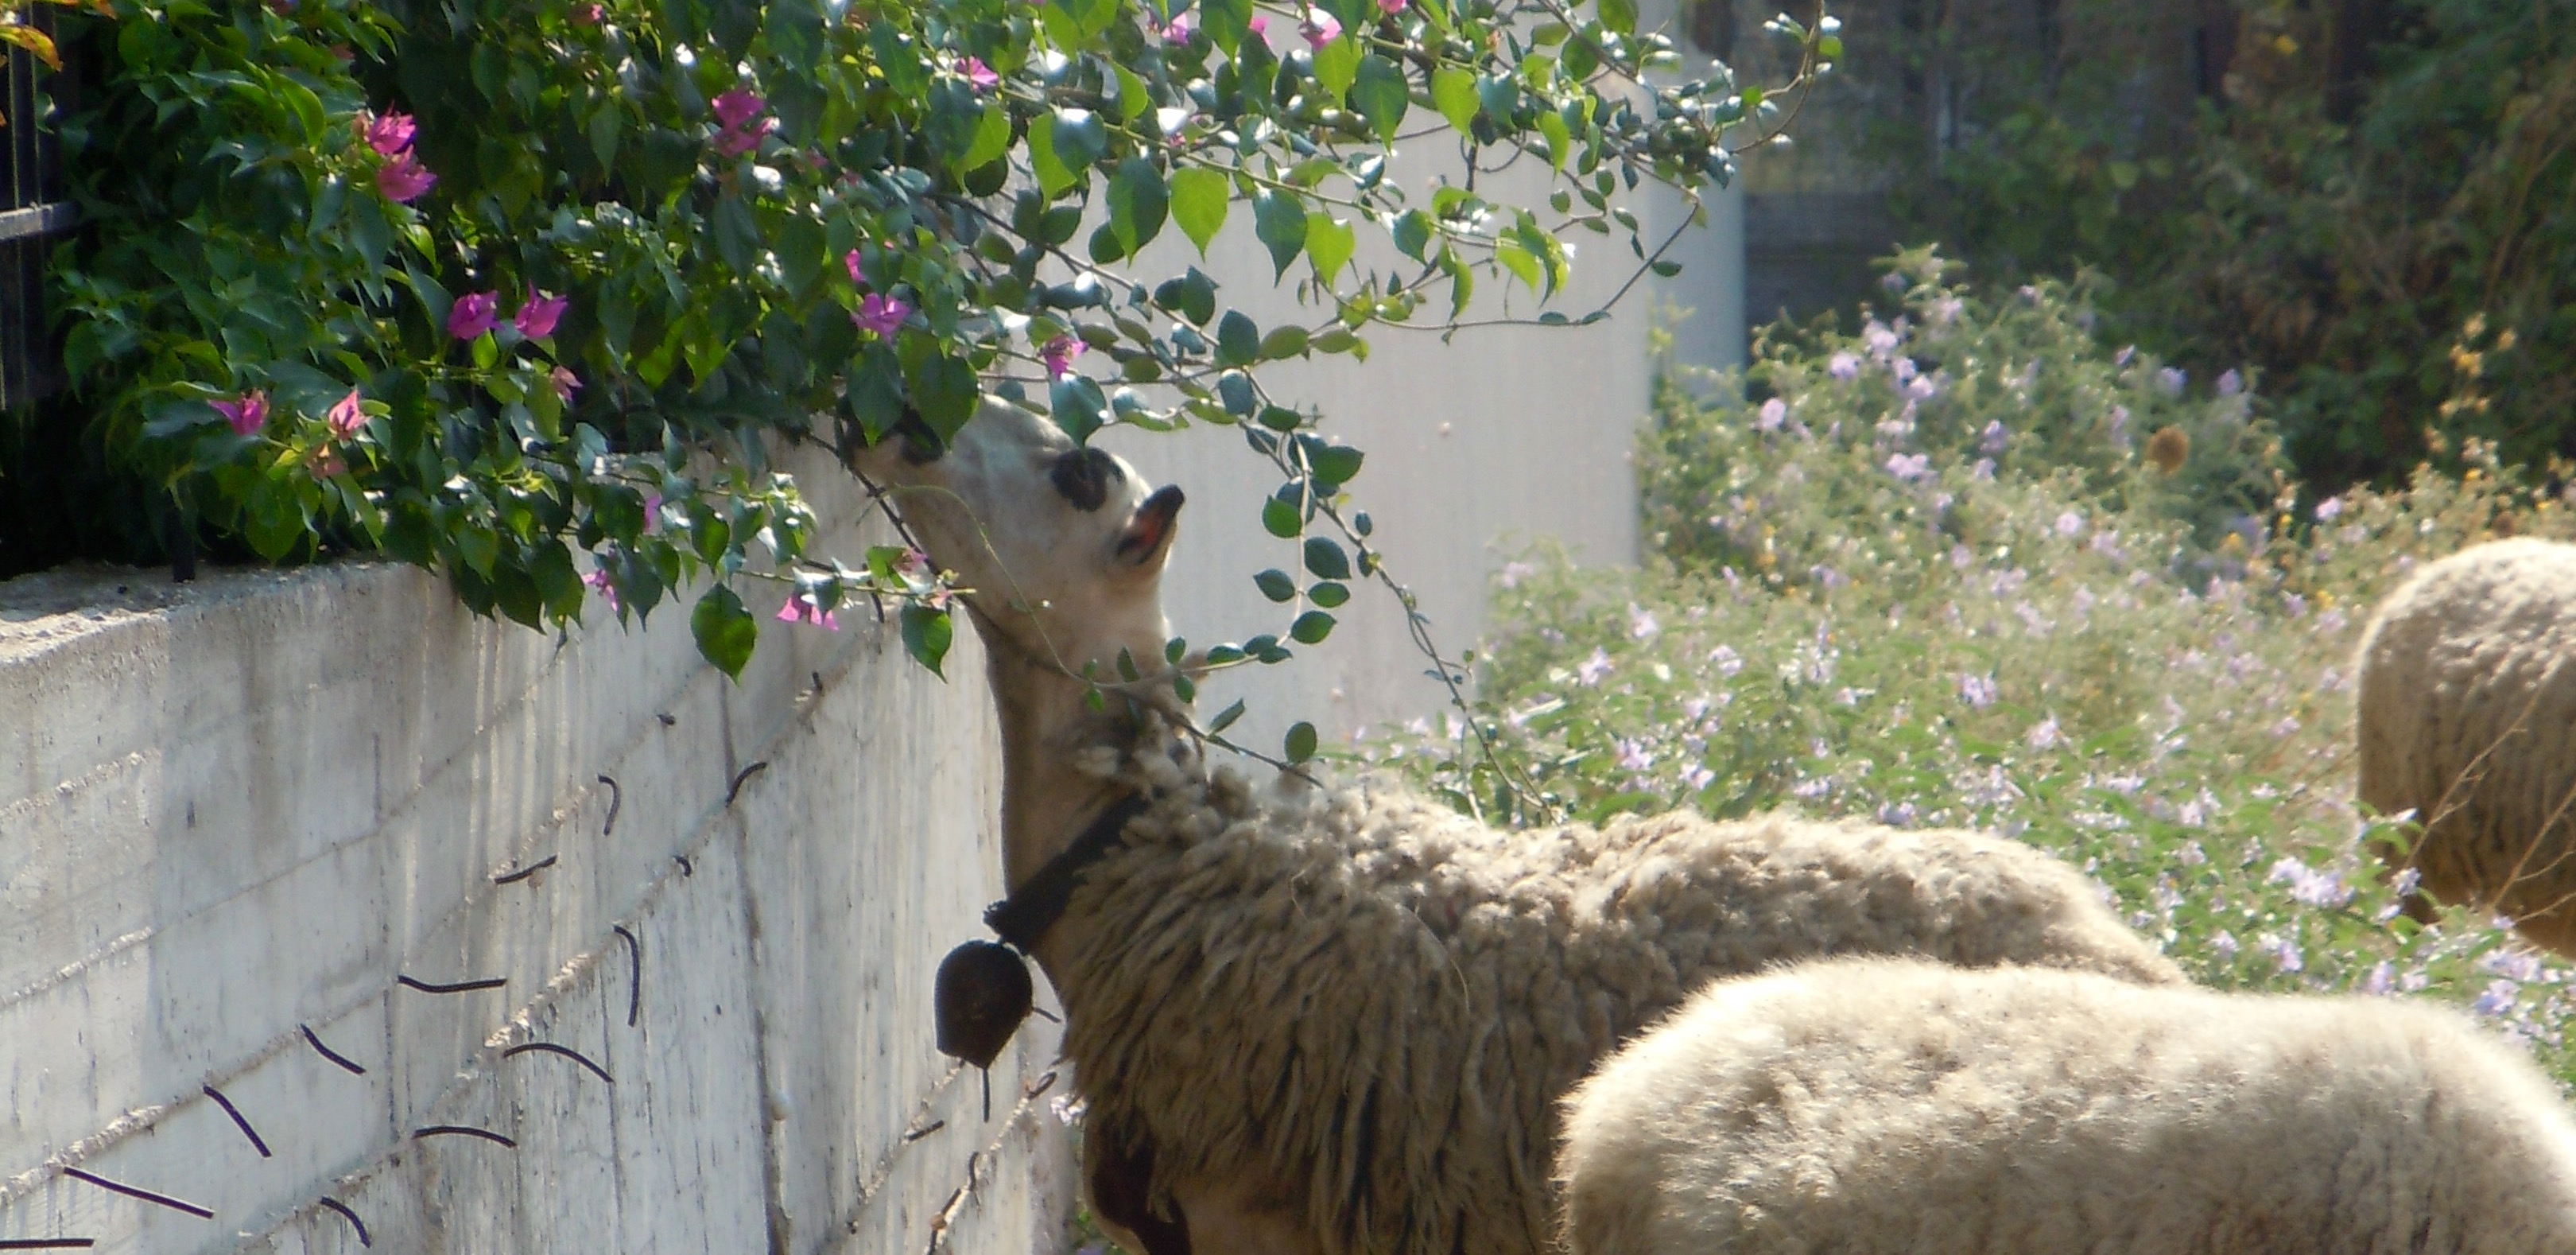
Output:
[[854, 404, 2180, 1255], [1558, 955, 2576, 1255], [2358, 537, 2576, 952]]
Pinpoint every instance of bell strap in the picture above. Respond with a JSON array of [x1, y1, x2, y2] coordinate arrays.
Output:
[[984, 792, 1152, 951]]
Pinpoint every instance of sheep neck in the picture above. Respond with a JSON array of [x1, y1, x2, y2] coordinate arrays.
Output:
[[983, 623, 1144, 977]]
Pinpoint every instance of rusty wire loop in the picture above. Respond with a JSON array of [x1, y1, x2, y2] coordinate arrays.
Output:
[[597, 773, 623, 836], [612, 924, 642, 1028], [491, 854, 558, 886], [62, 1168, 213, 1219], [410, 1126, 517, 1148], [725, 761, 770, 806], [317, 1198, 371, 1247], [0, 1240, 95, 1249], [397, 974, 506, 994], [301, 1024, 367, 1075], [502, 1042, 614, 1085], [201, 1085, 271, 1158]]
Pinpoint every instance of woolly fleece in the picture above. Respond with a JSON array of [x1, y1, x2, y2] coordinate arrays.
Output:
[[1558, 956, 2576, 1255], [2359, 538, 2576, 951], [1052, 732, 2182, 1255]]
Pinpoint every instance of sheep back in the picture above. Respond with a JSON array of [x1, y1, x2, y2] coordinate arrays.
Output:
[[1558, 957, 2576, 1255], [2358, 538, 2576, 950], [1051, 743, 2178, 1255]]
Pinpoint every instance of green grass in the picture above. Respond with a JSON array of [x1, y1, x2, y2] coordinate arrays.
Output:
[[1371, 254, 2576, 1080]]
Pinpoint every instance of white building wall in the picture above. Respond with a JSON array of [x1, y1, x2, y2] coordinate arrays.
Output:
[[0, 449, 1072, 1254]]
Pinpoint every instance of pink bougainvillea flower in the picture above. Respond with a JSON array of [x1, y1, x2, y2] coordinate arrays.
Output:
[[642, 492, 664, 533], [359, 111, 417, 156], [710, 89, 775, 156], [961, 56, 999, 91], [448, 290, 499, 340], [1161, 14, 1193, 41], [845, 248, 866, 285], [326, 387, 367, 438], [515, 287, 569, 339], [376, 150, 438, 202], [1247, 13, 1267, 33], [775, 595, 841, 630], [572, 2, 604, 22], [1299, 7, 1338, 43], [213, 390, 270, 437], [1378, 0, 1406, 14], [583, 566, 619, 608], [308, 445, 347, 479], [853, 293, 912, 337], [551, 366, 582, 403], [1042, 334, 1084, 379]]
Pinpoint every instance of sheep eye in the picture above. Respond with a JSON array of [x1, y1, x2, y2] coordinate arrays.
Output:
[[1049, 448, 1124, 511]]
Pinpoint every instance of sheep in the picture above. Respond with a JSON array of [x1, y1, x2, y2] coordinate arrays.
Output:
[[852, 402, 2182, 1255], [2358, 537, 2576, 952], [1558, 955, 2576, 1255]]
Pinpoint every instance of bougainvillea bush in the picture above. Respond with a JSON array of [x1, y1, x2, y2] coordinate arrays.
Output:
[[37, 0, 1829, 727], [1375, 257, 2576, 1082]]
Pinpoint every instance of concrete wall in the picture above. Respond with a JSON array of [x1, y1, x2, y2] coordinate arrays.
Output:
[[0, 452, 1073, 1253]]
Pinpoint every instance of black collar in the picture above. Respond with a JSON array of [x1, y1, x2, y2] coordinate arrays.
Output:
[[984, 793, 1153, 951]]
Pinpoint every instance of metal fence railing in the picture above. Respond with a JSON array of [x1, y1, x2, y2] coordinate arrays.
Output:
[[2, 6, 76, 411]]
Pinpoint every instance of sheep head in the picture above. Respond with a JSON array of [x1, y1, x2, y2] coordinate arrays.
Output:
[[850, 402, 1184, 688]]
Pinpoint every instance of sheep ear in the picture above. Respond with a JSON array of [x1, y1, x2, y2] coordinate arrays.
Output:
[[1114, 485, 1184, 574]]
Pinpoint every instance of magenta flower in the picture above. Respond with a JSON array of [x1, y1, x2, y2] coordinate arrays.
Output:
[[448, 291, 499, 340], [552, 366, 582, 403], [1042, 334, 1084, 379], [710, 89, 774, 156], [376, 150, 438, 202], [845, 248, 866, 285], [213, 390, 270, 437], [326, 387, 366, 439], [572, 2, 603, 22], [961, 56, 999, 91], [1162, 13, 1194, 40], [854, 293, 912, 337], [1247, 13, 1267, 33], [1300, 7, 1340, 44], [359, 111, 417, 156], [515, 288, 568, 339], [1378, 0, 1406, 13], [776, 594, 841, 630], [583, 567, 619, 609]]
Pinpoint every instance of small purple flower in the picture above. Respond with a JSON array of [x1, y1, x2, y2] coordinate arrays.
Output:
[[1498, 560, 1536, 589], [1884, 452, 1931, 482], [961, 56, 999, 91], [1613, 739, 1654, 772], [359, 111, 417, 156], [2314, 495, 2344, 521], [2054, 511, 2083, 538], [2473, 978, 2519, 1016], [1957, 673, 1996, 709], [2263, 933, 2304, 973], [552, 366, 582, 403], [1042, 334, 1084, 379], [1826, 351, 1859, 379], [2266, 857, 2350, 908], [1680, 763, 1715, 791], [1928, 296, 1965, 325], [2157, 366, 2186, 396], [515, 288, 568, 339], [1576, 647, 1613, 686], [584, 566, 620, 610], [1627, 604, 1659, 641], [1971, 457, 1995, 481], [213, 390, 270, 437], [1755, 397, 1787, 432], [2025, 715, 2063, 750], [2115, 344, 2137, 367], [2217, 368, 2243, 397], [376, 150, 438, 202], [326, 387, 367, 439], [2363, 961, 2395, 995], [1980, 420, 2008, 453], [2211, 930, 2240, 961], [448, 290, 500, 340], [854, 293, 912, 338]]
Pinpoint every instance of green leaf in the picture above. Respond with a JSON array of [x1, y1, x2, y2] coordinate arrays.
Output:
[[963, 100, 1013, 171], [900, 603, 953, 677], [1598, 0, 1636, 35], [1431, 67, 1480, 133], [1108, 157, 1170, 258], [1538, 110, 1572, 172], [1254, 568, 1298, 601], [1302, 536, 1352, 579], [1253, 191, 1309, 278], [1283, 721, 1319, 763], [1053, 0, 1120, 38], [1052, 375, 1111, 444], [1030, 112, 1104, 198], [1202, 0, 1254, 52], [1217, 309, 1261, 366], [1260, 325, 1310, 359], [1289, 610, 1336, 644], [1308, 581, 1351, 608], [1171, 167, 1232, 256], [765, 0, 827, 69], [692, 585, 758, 678], [1351, 55, 1410, 142], [1208, 699, 1247, 733], [1495, 237, 1542, 293], [1312, 37, 1362, 103], [1309, 444, 1364, 484], [1305, 215, 1356, 282], [1392, 209, 1434, 260], [1262, 495, 1304, 538]]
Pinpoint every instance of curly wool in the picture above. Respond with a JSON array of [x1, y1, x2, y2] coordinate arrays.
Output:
[[1558, 956, 2576, 1255], [2358, 538, 2576, 951], [1051, 732, 2182, 1255]]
